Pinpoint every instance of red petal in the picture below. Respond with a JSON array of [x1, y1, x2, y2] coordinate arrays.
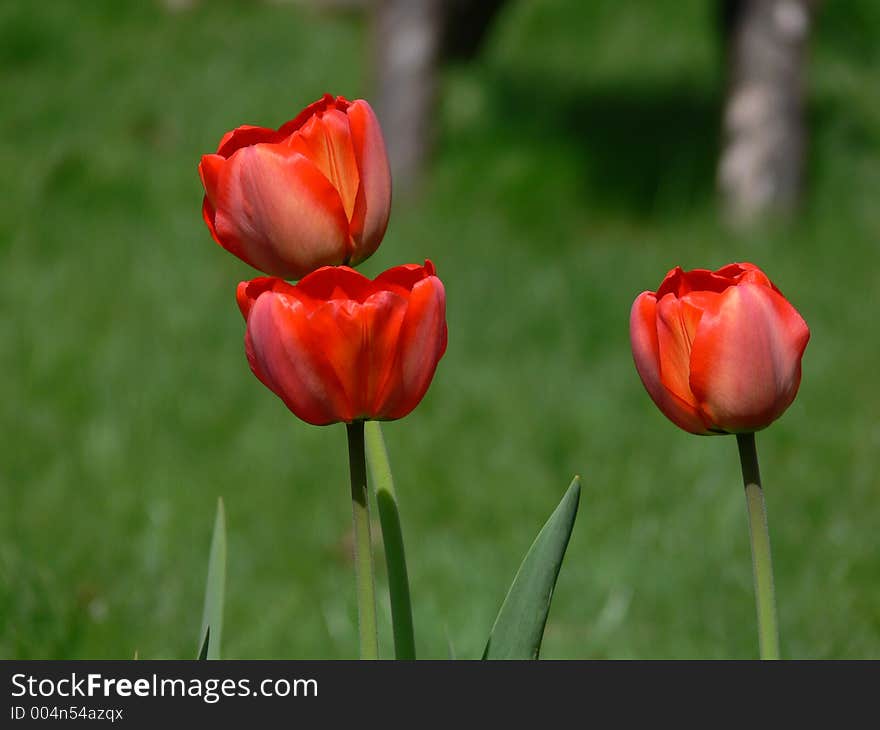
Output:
[[373, 261, 433, 297], [347, 99, 392, 266], [630, 292, 709, 434], [213, 144, 350, 279], [246, 293, 352, 425], [689, 283, 810, 432], [295, 265, 376, 303], [306, 291, 408, 418], [200, 154, 247, 260], [276, 94, 351, 137], [201, 196, 221, 248], [216, 125, 285, 159], [236, 277, 297, 320], [297, 298, 369, 419], [655, 266, 738, 299], [378, 275, 447, 420]]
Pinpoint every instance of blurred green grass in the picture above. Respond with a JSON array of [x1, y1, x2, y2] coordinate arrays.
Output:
[[1, 0, 878, 659]]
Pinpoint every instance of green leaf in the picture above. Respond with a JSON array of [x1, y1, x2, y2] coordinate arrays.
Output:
[[365, 421, 416, 660], [198, 497, 226, 660], [483, 477, 581, 660], [197, 628, 210, 661]]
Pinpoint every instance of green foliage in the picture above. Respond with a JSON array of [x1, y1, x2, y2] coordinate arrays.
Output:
[[199, 498, 226, 660], [0, 0, 878, 659], [484, 478, 580, 660]]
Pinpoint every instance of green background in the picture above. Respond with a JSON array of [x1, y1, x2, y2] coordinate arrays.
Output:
[[1, 0, 878, 659]]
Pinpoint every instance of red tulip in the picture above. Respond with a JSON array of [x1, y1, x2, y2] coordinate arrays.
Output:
[[237, 260, 447, 426], [199, 94, 392, 280], [630, 262, 809, 435]]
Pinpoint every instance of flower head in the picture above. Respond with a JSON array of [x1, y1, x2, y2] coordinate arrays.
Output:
[[200, 94, 391, 280], [238, 260, 447, 425], [630, 262, 810, 434]]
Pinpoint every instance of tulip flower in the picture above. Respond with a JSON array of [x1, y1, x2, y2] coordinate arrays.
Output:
[[630, 262, 810, 435], [237, 260, 447, 426], [630, 262, 810, 660], [199, 94, 392, 280], [238, 260, 445, 659]]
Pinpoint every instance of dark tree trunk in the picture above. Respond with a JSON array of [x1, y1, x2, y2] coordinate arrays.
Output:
[[718, 0, 816, 224]]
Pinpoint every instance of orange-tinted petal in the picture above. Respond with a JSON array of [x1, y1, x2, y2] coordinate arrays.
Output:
[[289, 108, 361, 224], [655, 292, 705, 407], [630, 292, 709, 434]]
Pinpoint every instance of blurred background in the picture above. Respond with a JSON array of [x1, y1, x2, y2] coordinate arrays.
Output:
[[1, 0, 877, 659]]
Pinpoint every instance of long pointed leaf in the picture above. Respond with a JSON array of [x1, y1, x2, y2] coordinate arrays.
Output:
[[483, 477, 581, 660], [198, 497, 226, 660], [365, 421, 416, 660], [197, 628, 210, 661]]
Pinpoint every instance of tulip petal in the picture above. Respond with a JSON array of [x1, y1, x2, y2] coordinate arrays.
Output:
[[373, 261, 434, 298], [213, 144, 350, 279], [277, 93, 350, 137], [236, 277, 297, 320], [630, 292, 709, 434], [199, 153, 224, 196], [246, 293, 352, 425], [347, 99, 392, 265], [379, 276, 447, 420], [294, 299, 369, 419], [656, 266, 735, 299], [295, 265, 376, 303], [201, 194, 223, 252], [689, 283, 810, 432], [216, 124, 286, 159], [287, 109, 361, 226], [292, 293, 400, 419], [199, 154, 245, 258], [655, 292, 706, 406], [360, 292, 408, 415]]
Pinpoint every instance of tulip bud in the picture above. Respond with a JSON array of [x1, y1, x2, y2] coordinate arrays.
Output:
[[237, 260, 447, 426], [630, 262, 810, 434], [199, 94, 392, 280]]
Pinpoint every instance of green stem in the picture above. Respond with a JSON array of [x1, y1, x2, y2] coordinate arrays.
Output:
[[346, 421, 379, 660], [365, 421, 416, 660], [736, 432, 780, 660]]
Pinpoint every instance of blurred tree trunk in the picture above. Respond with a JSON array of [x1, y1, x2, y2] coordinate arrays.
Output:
[[718, 0, 816, 225], [372, 0, 508, 189], [373, 0, 443, 190]]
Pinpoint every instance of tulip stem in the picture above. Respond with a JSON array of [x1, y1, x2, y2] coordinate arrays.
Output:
[[346, 421, 379, 660], [365, 421, 416, 660], [736, 432, 780, 660]]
